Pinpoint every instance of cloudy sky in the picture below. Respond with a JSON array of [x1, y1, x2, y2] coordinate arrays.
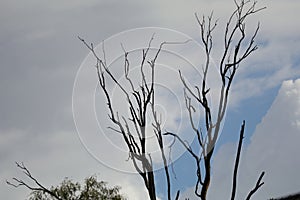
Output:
[[1, 0, 300, 199]]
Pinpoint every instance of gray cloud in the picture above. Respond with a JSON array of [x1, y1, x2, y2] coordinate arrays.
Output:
[[1, 0, 300, 199]]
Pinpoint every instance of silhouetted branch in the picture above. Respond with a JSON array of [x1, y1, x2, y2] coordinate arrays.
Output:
[[79, 35, 191, 200], [166, 1, 265, 199], [246, 171, 265, 200], [6, 162, 62, 200], [231, 121, 245, 200], [175, 190, 181, 200]]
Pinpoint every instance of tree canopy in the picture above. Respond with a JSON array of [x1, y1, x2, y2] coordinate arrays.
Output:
[[27, 175, 125, 200]]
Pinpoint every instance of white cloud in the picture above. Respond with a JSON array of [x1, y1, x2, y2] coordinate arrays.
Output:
[[180, 79, 300, 199], [240, 79, 300, 199]]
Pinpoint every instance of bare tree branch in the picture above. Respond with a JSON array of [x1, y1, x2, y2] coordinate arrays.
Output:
[[166, 1, 265, 199], [79, 35, 191, 200], [6, 162, 62, 200], [246, 171, 265, 200], [231, 120, 245, 200]]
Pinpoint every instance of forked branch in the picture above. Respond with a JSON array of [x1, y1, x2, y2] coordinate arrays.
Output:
[[79, 35, 190, 200], [246, 171, 265, 200], [6, 162, 62, 200], [166, 1, 265, 199]]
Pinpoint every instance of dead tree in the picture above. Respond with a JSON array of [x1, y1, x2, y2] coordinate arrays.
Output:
[[78, 35, 188, 200], [165, 0, 265, 199], [8, 1, 266, 200]]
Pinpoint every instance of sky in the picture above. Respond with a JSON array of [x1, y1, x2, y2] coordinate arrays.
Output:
[[1, 0, 300, 199]]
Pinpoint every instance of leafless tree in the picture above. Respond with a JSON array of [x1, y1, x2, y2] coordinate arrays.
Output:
[[165, 0, 266, 199], [78, 35, 189, 200], [8, 1, 266, 200]]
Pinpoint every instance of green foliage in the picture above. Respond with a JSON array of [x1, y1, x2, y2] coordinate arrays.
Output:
[[28, 176, 126, 200]]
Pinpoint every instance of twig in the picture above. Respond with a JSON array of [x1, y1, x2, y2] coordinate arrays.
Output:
[[7, 162, 62, 200], [245, 171, 265, 200]]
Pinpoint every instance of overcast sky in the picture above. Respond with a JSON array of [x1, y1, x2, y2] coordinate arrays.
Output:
[[1, 0, 300, 199]]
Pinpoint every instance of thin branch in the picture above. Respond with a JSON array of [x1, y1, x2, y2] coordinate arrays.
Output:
[[170, 1, 265, 199], [79, 35, 191, 200], [164, 132, 199, 161], [231, 120, 245, 200], [175, 190, 181, 200], [7, 162, 62, 200], [245, 171, 265, 200]]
